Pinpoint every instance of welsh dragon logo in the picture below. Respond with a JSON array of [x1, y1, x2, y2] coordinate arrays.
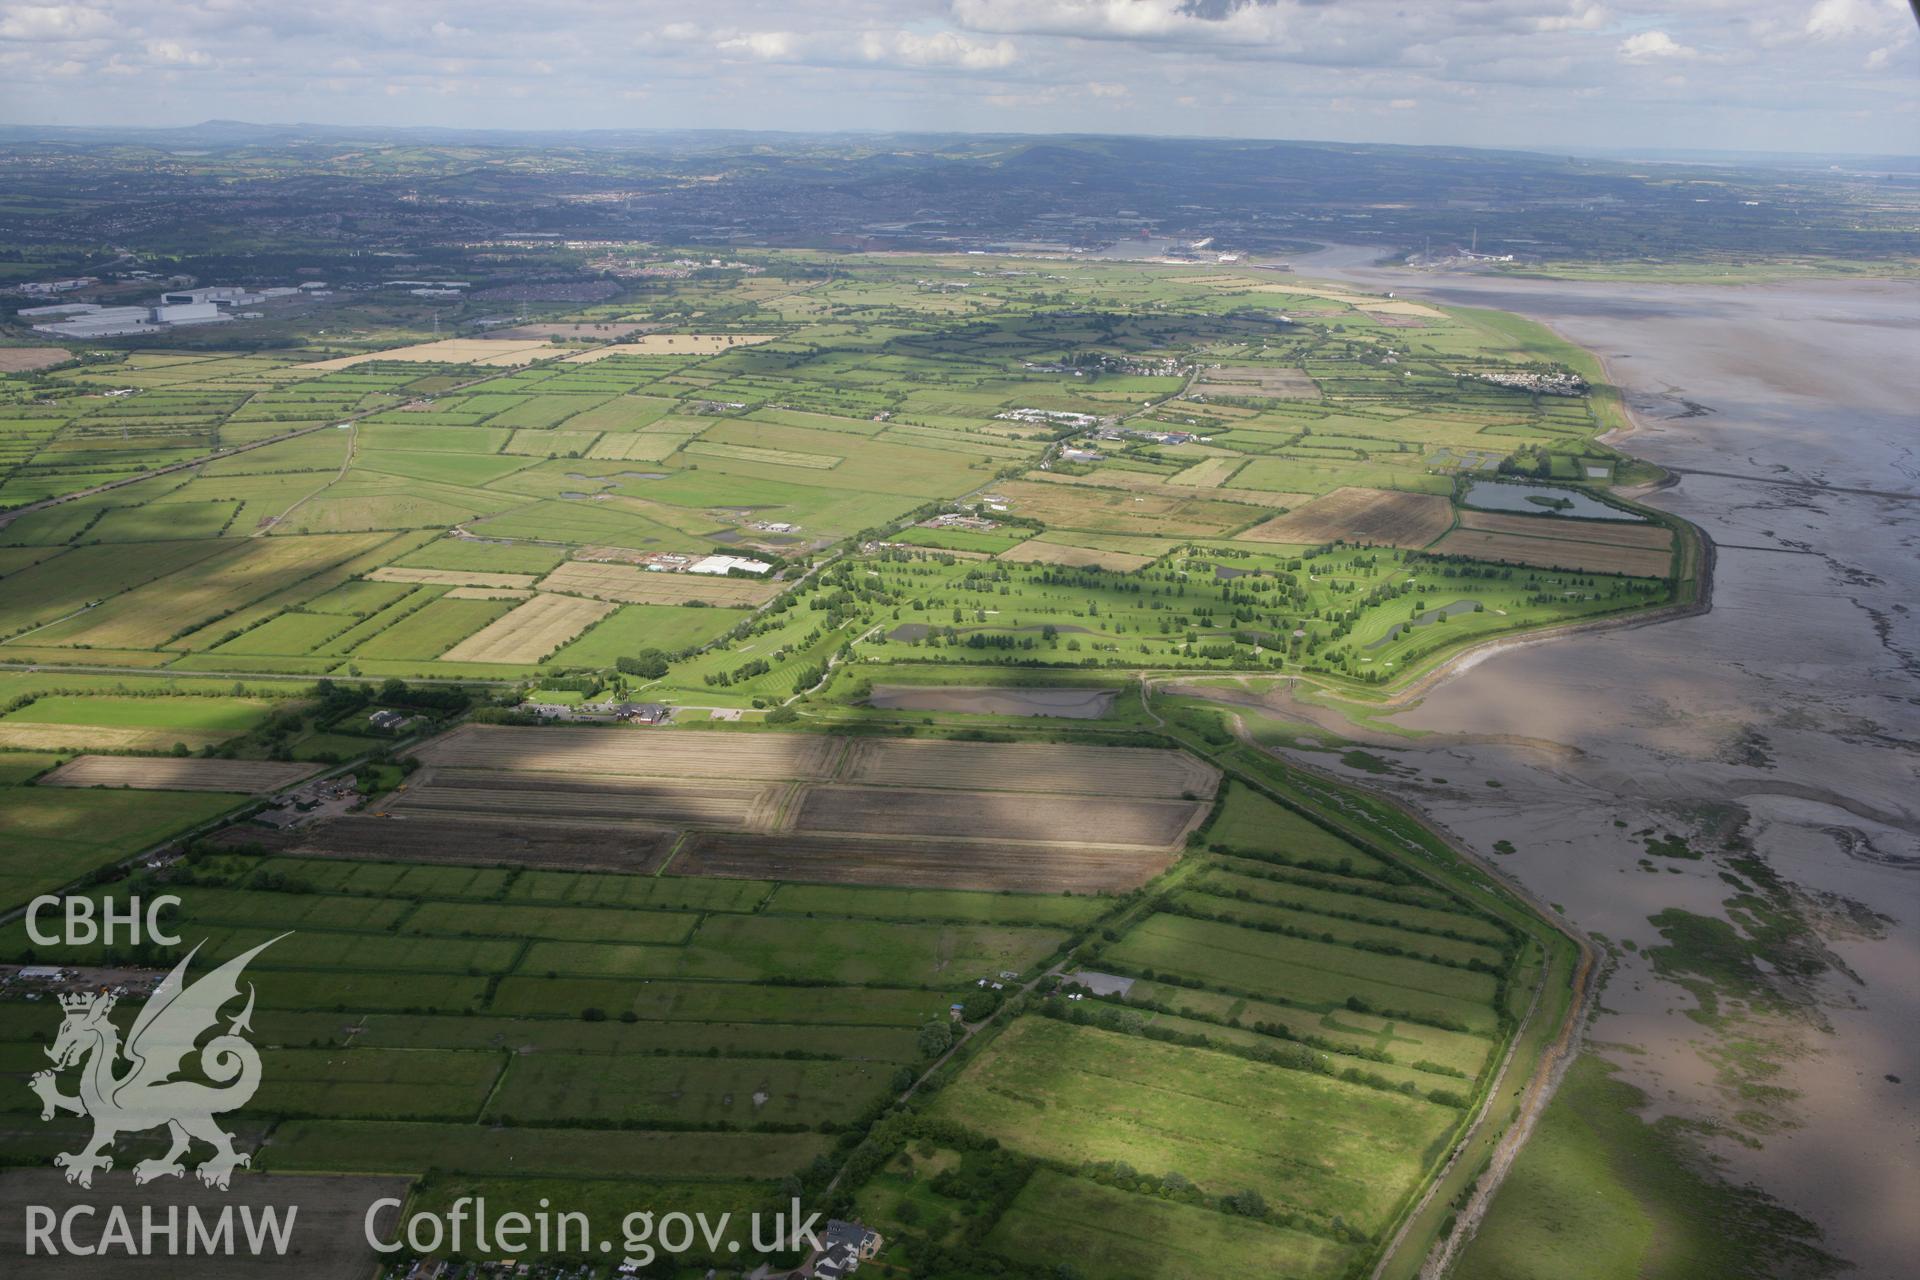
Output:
[[30, 936, 283, 1190]]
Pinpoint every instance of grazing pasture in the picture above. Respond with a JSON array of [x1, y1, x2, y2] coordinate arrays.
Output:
[[930, 1018, 1455, 1234], [989, 1169, 1354, 1280]]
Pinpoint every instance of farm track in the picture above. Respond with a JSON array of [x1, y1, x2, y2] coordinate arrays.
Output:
[[258, 420, 356, 534]]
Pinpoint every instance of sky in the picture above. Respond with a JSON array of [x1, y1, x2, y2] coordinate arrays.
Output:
[[0, 0, 1914, 155]]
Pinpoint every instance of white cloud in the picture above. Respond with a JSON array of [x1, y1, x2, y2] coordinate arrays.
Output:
[[715, 30, 797, 60], [1806, 0, 1907, 41], [857, 30, 1017, 70], [1618, 30, 1696, 62], [0, 3, 113, 40], [1531, 5, 1608, 34], [145, 38, 211, 66]]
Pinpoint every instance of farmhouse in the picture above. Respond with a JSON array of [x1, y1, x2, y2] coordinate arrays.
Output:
[[581, 700, 673, 724], [825, 1220, 882, 1262], [368, 709, 408, 731]]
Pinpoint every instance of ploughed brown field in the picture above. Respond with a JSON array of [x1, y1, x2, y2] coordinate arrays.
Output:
[[0, 347, 73, 373], [790, 785, 1206, 848], [839, 738, 1218, 798], [673, 832, 1172, 893], [1240, 486, 1453, 548], [386, 768, 787, 829], [37, 755, 318, 794], [290, 813, 678, 872], [412, 724, 841, 779], [319, 725, 1220, 890], [1455, 508, 1675, 549], [1429, 527, 1672, 578], [997, 538, 1157, 572]]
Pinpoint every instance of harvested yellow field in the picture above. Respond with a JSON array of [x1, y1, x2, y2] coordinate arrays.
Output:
[[540, 560, 779, 606], [441, 592, 617, 664], [0, 725, 228, 752], [1457, 509, 1674, 549], [999, 537, 1156, 572], [368, 567, 539, 590], [586, 433, 690, 462], [842, 739, 1218, 800], [444, 586, 533, 601], [560, 334, 775, 362], [38, 755, 317, 794], [300, 339, 564, 370], [1167, 457, 1245, 488], [412, 724, 840, 780], [1431, 529, 1673, 578], [1241, 486, 1453, 548]]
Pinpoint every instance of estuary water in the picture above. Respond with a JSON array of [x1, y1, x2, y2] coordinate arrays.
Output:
[[1272, 249, 1920, 1277]]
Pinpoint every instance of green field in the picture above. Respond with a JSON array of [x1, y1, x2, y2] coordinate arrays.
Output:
[[929, 1017, 1455, 1234], [989, 1169, 1355, 1280]]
